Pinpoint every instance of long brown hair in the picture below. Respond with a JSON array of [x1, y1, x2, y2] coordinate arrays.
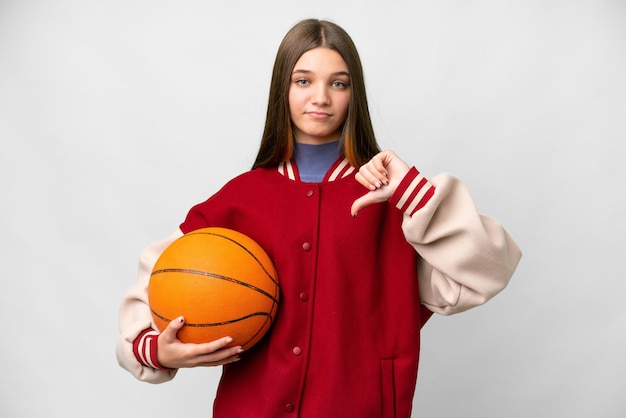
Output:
[[252, 19, 380, 169]]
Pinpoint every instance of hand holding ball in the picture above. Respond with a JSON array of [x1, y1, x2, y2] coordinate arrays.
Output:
[[148, 228, 279, 350]]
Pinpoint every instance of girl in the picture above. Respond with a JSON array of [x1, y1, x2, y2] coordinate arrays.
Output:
[[117, 19, 521, 417]]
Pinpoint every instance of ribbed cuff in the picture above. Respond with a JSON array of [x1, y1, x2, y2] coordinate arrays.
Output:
[[389, 167, 435, 216], [133, 328, 172, 370]]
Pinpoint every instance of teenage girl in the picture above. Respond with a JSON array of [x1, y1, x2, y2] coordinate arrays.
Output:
[[117, 19, 521, 418]]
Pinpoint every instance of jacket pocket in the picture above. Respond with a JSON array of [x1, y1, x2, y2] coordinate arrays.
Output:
[[380, 358, 396, 418]]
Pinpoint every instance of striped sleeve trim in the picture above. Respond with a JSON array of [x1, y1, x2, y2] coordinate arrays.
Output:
[[389, 167, 435, 216], [133, 328, 171, 370]]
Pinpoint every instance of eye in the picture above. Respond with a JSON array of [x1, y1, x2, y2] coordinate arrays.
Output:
[[294, 79, 310, 87], [332, 80, 349, 89]]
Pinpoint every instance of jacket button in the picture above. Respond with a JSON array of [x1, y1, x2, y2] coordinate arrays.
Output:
[[302, 242, 311, 251], [299, 292, 309, 301], [306, 189, 314, 197], [292, 346, 302, 356], [285, 403, 295, 413]]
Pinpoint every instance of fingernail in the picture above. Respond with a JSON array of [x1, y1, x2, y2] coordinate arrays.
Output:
[[352, 213, 357, 218], [237, 347, 244, 353], [225, 337, 233, 343], [178, 316, 184, 323]]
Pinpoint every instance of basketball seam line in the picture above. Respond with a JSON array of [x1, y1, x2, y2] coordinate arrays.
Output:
[[186, 230, 280, 287], [150, 309, 274, 327], [151, 268, 279, 304]]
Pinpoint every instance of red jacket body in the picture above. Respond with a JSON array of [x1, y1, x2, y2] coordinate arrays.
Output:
[[180, 163, 429, 417]]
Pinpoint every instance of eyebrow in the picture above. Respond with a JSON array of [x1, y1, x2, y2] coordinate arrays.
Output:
[[292, 69, 350, 77]]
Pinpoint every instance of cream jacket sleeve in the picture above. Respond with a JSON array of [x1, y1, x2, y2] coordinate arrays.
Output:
[[116, 229, 183, 383], [396, 170, 522, 315]]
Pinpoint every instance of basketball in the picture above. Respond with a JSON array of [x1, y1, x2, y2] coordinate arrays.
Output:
[[148, 227, 279, 349]]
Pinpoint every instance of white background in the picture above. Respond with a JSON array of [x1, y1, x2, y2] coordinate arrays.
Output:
[[1, 1, 625, 417]]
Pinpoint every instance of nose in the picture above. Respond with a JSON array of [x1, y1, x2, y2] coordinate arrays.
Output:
[[311, 83, 330, 105]]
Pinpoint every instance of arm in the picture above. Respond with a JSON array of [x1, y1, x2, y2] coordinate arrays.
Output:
[[116, 230, 182, 383], [351, 151, 522, 315], [397, 170, 521, 314], [116, 229, 243, 383]]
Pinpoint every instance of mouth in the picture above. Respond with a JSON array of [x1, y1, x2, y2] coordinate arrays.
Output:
[[306, 111, 332, 120]]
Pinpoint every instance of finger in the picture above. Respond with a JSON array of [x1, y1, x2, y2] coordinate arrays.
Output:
[[358, 160, 389, 189], [196, 336, 235, 353], [197, 354, 242, 367], [369, 154, 389, 179], [171, 339, 242, 368], [350, 194, 367, 217], [355, 172, 376, 191], [161, 316, 185, 342], [350, 190, 385, 217], [363, 161, 388, 183], [185, 336, 237, 360], [357, 166, 385, 190], [195, 346, 244, 366]]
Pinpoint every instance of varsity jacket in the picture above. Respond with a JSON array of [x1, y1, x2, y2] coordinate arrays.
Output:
[[116, 157, 521, 418]]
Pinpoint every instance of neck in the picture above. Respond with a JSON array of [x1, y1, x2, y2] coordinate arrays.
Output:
[[293, 130, 341, 145], [293, 140, 341, 183]]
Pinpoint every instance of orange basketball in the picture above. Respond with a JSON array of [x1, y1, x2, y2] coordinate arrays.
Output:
[[148, 227, 279, 349]]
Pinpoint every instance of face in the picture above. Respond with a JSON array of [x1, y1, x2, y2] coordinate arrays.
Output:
[[288, 47, 351, 145]]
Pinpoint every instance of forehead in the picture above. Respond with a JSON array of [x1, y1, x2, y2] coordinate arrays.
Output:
[[293, 47, 348, 73]]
